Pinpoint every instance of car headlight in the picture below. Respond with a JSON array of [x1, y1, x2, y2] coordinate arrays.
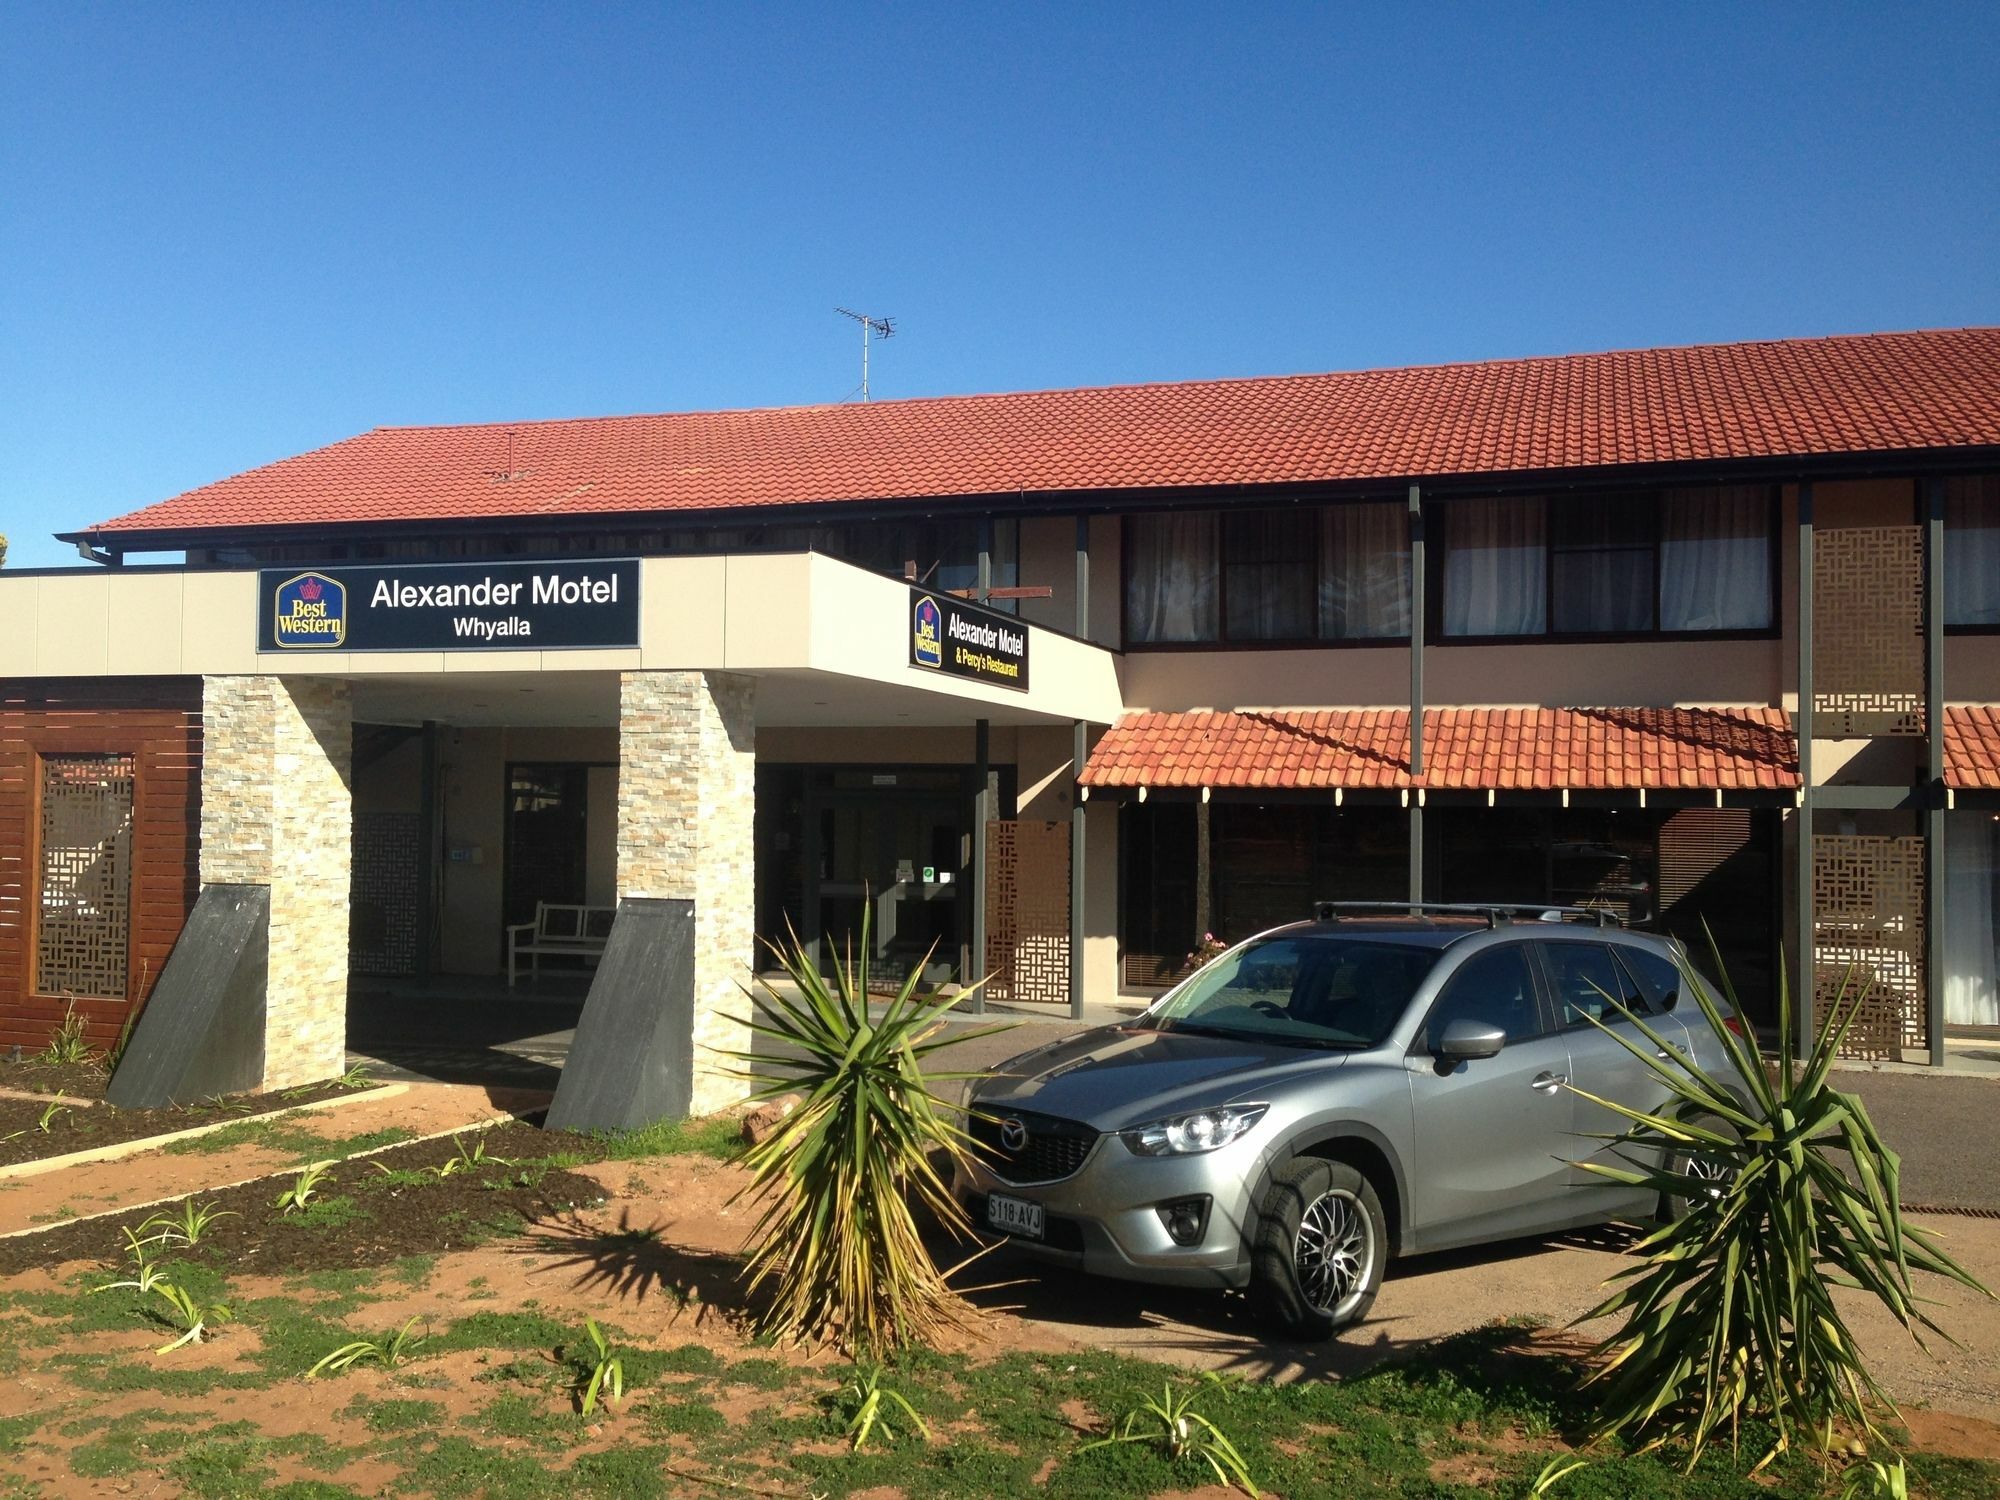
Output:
[[1121, 1104, 1269, 1157]]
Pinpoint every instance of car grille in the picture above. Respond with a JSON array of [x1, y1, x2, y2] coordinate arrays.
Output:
[[969, 1108, 1098, 1184]]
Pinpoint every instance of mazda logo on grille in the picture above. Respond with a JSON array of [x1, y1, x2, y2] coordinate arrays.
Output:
[[999, 1117, 1029, 1152]]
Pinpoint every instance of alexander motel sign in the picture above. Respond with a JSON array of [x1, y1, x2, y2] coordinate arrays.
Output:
[[909, 588, 1029, 691], [259, 560, 641, 653]]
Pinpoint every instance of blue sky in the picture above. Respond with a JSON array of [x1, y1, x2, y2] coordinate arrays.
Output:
[[2, 4, 1995, 568]]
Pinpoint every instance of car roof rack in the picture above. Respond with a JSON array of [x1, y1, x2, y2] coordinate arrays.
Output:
[[1310, 901, 1624, 930]]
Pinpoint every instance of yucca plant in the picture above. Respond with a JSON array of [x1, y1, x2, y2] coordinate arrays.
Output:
[[1565, 934, 1994, 1471], [308, 1316, 426, 1376], [1080, 1380, 1260, 1497], [726, 909, 1011, 1353], [834, 1365, 930, 1451]]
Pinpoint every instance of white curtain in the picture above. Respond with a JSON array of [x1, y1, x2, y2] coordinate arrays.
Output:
[[1945, 812, 2000, 1027], [1443, 497, 1546, 636], [1319, 502, 1410, 638], [1946, 476, 2000, 626], [1660, 486, 1772, 631], [1126, 511, 1220, 643]]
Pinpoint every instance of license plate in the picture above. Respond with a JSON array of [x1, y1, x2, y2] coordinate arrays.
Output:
[[985, 1192, 1044, 1240]]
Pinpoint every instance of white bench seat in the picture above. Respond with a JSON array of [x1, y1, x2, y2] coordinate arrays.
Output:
[[507, 902, 615, 987]]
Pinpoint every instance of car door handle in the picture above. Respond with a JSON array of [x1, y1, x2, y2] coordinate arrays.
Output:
[[1530, 1071, 1568, 1093]]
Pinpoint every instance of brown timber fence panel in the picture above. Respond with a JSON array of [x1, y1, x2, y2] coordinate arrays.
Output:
[[0, 679, 202, 1053]]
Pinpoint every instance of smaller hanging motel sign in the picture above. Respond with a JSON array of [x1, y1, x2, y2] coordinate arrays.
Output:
[[260, 559, 641, 653], [909, 588, 1030, 691]]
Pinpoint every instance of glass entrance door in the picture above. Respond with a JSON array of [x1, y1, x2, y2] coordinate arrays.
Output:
[[817, 788, 964, 986]]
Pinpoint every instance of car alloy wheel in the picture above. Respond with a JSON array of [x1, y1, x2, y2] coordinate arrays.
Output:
[[1294, 1188, 1373, 1313]]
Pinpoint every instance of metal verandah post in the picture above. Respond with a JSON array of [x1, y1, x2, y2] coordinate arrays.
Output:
[[1069, 514, 1090, 1019], [1924, 476, 1947, 1067], [971, 717, 990, 1014], [1408, 484, 1426, 907], [1795, 481, 1815, 1054]]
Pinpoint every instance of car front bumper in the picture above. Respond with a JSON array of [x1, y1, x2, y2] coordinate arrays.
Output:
[[952, 1127, 1269, 1290]]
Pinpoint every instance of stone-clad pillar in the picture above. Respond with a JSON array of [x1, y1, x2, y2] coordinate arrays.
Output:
[[200, 675, 352, 1089], [616, 670, 756, 1115]]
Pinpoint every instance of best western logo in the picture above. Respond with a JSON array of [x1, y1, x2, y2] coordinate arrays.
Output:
[[912, 595, 943, 668], [272, 572, 347, 649]]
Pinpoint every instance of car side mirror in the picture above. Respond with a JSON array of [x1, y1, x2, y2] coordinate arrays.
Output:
[[1433, 1018, 1507, 1062]]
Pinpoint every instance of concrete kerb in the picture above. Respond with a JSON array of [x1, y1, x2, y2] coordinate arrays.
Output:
[[0, 1095, 534, 1242], [0, 1084, 412, 1184]]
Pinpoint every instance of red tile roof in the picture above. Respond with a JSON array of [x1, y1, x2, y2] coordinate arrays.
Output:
[[1079, 707, 1799, 793], [82, 327, 2000, 539], [1945, 706, 2000, 790]]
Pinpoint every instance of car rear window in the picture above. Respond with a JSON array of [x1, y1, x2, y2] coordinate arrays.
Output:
[[1144, 936, 1441, 1049]]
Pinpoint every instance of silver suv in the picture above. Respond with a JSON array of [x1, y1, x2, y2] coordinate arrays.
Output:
[[955, 904, 1742, 1339]]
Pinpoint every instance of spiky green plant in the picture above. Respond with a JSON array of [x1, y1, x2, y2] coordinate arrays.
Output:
[[150, 1284, 230, 1353], [726, 911, 1010, 1353], [94, 1230, 172, 1296], [274, 1161, 334, 1214], [570, 1319, 624, 1415], [39, 1003, 91, 1066], [101, 1004, 139, 1077], [136, 1199, 236, 1249], [1080, 1380, 1260, 1497], [834, 1365, 929, 1451], [308, 1316, 426, 1376], [35, 1093, 70, 1133], [1565, 935, 1994, 1471]]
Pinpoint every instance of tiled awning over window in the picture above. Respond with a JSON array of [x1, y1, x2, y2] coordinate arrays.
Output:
[[1945, 706, 2000, 790], [1079, 706, 1799, 793]]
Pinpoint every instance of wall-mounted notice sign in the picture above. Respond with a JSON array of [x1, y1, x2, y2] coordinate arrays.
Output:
[[258, 559, 641, 653], [908, 588, 1030, 692]]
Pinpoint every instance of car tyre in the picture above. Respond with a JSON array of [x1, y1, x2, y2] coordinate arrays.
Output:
[[1661, 1113, 1737, 1223], [1249, 1157, 1386, 1339]]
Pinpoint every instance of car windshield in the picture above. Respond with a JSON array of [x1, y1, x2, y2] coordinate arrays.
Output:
[[1140, 934, 1441, 1049]]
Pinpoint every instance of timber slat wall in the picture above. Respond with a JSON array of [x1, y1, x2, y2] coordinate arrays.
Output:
[[0, 679, 202, 1051]]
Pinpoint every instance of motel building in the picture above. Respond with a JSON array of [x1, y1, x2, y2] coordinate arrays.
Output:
[[1, 327, 1998, 1126]]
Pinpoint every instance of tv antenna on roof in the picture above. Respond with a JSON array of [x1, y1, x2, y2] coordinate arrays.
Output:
[[835, 307, 895, 401]]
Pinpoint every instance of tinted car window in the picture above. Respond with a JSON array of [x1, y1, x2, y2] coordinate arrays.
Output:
[[1620, 945, 1687, 1011], [1424, 945, 1543, 1048], [1544, 942, 1648, 1026], [1146, 935, 1440, 1049]]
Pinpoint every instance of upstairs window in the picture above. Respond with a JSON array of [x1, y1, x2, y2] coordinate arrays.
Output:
[[1440, 486, 1773, 639], [1946, 475, 2000, 627], [1125, 502, 1409, 645]]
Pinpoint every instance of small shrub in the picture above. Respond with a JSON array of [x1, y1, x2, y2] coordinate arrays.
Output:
[[35, 1093, 71, 1133], [150, 1285, 230, 1353], [309, 1316, 427, 1377], [274, 1162, 335, 1215], [136, 1200, 235, 1250], [832, 1366, 929, 1452], [40, 1004, 92, 1066], [569, 1319, 623, 1415], [1080, 1380, 1259, 1496]]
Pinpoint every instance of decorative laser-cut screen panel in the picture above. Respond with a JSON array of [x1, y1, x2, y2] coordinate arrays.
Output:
[[36, 754, 137, 1001], [351, 811, 422, 976], [1812, 833, 1926, 1060], [1812, 527, 1923, 736], [985, 819, 1071, 1006]]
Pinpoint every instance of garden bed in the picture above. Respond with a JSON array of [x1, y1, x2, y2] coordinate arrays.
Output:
[[0, 1122, 603, 1275], [0, 1076, 382, 1170], [0, 1056, 113, 1100]]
